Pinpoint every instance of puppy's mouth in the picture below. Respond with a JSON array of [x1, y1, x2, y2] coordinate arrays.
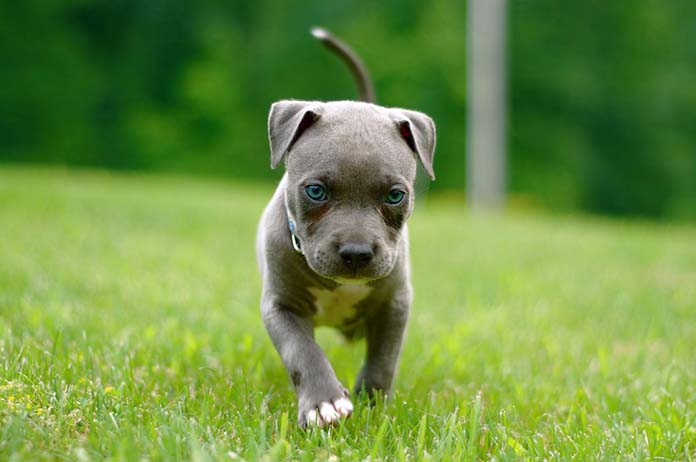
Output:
[[327, 275, 376, 285], [315, 271, 385, 285], [303, 247, 395, 283]]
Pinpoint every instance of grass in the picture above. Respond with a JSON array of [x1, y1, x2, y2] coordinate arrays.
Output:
[[1, 165, 695, 461]]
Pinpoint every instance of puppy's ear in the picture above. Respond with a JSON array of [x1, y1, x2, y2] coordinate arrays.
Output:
[[268, 100, 323, 169], [390, 109, 436, 180]]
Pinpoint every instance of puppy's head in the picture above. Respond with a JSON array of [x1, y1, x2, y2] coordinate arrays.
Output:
[[268, 100, 435, 283]]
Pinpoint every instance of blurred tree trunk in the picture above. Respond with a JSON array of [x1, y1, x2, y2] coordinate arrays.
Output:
[[467, 0, 507, 209]]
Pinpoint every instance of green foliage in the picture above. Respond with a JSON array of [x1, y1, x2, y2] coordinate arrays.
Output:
[[1, 1, 695, 218], [510, 0, 696, 218], [1, 167, 695, 460]]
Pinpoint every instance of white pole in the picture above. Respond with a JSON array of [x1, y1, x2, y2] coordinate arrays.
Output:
[[467, 0, 507, 209]]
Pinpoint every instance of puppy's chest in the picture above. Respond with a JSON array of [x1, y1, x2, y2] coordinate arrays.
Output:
[[308, 285, 372, 327]]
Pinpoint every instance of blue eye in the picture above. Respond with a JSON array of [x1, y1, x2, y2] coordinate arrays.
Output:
[[304, 184, 327, 201], [386, 189, 406, 205]]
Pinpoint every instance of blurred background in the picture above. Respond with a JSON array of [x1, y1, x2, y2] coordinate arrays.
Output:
[[1, 0, 695, 220]]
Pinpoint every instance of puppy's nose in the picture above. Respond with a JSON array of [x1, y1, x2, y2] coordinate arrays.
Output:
[[338, 242, 374, 271]]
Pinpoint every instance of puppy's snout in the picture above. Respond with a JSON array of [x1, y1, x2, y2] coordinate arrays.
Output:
[[338, 242, 374, 271]]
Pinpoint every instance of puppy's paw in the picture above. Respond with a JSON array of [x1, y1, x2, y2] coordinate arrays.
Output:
[[303, 397, 354, 427]]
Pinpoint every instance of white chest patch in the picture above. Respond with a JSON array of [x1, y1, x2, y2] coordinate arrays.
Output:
[[308, 284, 373, 327]]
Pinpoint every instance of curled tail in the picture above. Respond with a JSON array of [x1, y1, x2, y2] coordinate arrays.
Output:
[[311, 27, 376, 103]]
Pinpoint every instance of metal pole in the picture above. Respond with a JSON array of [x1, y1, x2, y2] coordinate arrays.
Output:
[[467, 0, 507, 209]]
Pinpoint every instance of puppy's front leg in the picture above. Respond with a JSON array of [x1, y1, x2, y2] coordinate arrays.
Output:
[[262, 300, 353, 427], [354, 293, 410, 398]]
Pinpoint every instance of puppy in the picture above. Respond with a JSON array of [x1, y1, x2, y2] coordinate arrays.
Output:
[[256, 28, 436, 427]]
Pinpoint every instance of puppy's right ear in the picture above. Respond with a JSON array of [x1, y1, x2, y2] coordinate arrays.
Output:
[[268, 100, 323, 169]]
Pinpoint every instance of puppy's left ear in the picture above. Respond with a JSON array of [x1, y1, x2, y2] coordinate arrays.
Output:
[[390, 109, 436, 180], [268, 100, 323, 169]]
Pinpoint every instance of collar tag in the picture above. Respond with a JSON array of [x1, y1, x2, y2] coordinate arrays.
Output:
[[288, 217, 303, 254], [284, 191, 304, 254]]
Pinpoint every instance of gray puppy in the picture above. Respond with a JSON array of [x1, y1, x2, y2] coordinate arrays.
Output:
[[256, 28, 436, 427]]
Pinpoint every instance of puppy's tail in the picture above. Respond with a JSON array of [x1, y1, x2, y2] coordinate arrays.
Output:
[[311, 27, 376, 103]]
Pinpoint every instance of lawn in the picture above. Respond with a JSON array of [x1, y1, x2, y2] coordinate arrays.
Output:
[[1, 166, 694, 461]]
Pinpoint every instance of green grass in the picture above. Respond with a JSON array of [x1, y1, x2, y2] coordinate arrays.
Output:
[[1, 166, 695, 461]]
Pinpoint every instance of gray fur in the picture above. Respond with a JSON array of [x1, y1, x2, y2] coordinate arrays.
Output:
[[257, 100, 435, 426]]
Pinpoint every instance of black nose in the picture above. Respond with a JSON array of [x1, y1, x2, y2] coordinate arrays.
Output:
[[338, 242, 374, 271]]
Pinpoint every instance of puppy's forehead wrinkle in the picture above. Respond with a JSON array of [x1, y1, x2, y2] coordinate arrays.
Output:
[[317, 119, 392, 151], [322, 119, 345, 153]]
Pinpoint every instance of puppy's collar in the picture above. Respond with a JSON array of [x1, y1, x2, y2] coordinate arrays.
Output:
[[284, 192, 304, 254]]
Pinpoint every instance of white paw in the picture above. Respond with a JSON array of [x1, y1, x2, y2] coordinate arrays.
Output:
[[305, 397, 354, 427]]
